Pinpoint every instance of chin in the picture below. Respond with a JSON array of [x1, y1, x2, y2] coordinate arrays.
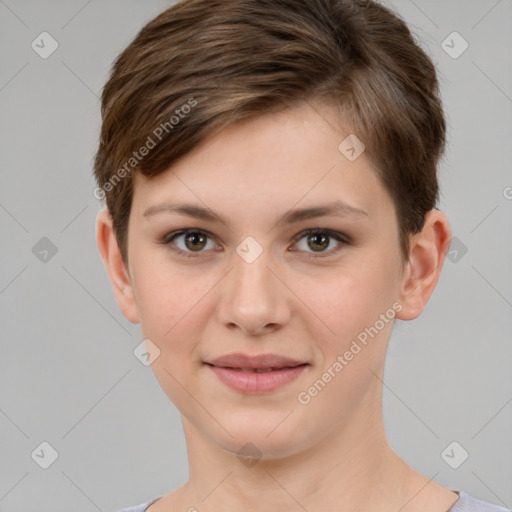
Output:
[[220, 436, 304, 464], [212, 416, 311, 460]]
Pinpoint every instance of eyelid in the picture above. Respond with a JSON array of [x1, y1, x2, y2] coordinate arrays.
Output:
[[159, 227, 350, 258], [291, 228, 350, 245], [289, 228, 350, 258], [158, 228, 220, 258]]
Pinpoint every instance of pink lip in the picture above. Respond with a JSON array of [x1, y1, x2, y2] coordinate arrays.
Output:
[[205, 352, 309, 394], [206, 352, 306, 369]]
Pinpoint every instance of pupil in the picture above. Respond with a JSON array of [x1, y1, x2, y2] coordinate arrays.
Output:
[[309, 233, 328, 251], [186, 232, 206, 251]]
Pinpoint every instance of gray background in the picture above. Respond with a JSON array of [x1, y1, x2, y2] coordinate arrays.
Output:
[[1, 0, 511, 511]]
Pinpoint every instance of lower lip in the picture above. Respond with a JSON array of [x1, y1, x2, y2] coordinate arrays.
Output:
[[206, 364, 308, 394]]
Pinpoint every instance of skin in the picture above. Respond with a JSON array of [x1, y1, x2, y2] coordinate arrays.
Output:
[[96, 100, 458, 512]]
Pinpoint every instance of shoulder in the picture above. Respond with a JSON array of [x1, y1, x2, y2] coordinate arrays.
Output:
[[114, 495, 163, 512], [449, 491, 511, 512]]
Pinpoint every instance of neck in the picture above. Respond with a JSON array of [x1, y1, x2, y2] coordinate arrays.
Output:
[[175, 380, 417, 512]]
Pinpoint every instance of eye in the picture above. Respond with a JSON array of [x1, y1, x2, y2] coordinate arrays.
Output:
[[159, 229, 219, 258], [291, 228, 350, 258], [158, 228, 350, 259]]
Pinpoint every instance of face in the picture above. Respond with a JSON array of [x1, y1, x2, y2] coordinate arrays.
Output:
[[101, 101, 429, 460]]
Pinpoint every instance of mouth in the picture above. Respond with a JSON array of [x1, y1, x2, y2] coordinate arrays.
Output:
[[208, 366, 305, 373], [204, 354, 309, 394]]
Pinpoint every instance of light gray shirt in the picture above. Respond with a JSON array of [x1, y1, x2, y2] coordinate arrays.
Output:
[[115, 490, 511, 512]]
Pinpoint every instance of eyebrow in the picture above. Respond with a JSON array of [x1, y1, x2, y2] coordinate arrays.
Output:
[[143, 199, 368, 225]]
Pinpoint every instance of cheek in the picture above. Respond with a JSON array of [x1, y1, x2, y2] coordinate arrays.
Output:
[[136, 277, 184, 339], [130, 257, 215, 379], [132, 265, 208, 408], [129, 247, 201, 337], [295, 274, 394, 425], [294, 263, 396, 397], [295, 265, 389, 340]]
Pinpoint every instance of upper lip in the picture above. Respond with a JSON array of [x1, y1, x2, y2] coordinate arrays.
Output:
[[205, 353, 308, 370]]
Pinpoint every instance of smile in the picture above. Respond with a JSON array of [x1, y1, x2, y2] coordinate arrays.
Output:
[[205, 363, 309, 394]]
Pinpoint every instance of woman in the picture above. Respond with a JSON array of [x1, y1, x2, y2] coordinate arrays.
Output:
[[94, 0, 510, 510]]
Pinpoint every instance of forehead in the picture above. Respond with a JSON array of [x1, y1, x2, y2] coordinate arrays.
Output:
[[131, 101, 394, 226]]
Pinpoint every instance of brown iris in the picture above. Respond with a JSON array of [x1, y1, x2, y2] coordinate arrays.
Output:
[[307, 233, 329, 252], [184, 232, 208, 251]]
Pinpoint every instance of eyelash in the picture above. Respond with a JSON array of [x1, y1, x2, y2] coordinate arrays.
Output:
[[158, 228, 350, 259]]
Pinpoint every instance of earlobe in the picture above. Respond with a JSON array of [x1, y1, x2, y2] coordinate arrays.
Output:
[[95, 208, 140, 324], [395, 209, 451, 321]]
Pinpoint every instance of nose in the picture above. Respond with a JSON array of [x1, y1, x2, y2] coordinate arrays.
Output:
[[215, 250, 291, 337]]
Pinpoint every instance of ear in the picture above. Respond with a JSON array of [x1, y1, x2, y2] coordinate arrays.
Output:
[[395, 209, 452, 321], [95, 208, 140, 324]]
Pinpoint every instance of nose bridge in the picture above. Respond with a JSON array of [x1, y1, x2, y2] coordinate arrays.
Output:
[[216, 245, 289, 334], [233, 249, 272, 297], [231, 247, 276, 311]]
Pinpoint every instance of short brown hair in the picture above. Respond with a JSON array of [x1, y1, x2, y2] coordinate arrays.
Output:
[[93, 0, 446, 266]]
